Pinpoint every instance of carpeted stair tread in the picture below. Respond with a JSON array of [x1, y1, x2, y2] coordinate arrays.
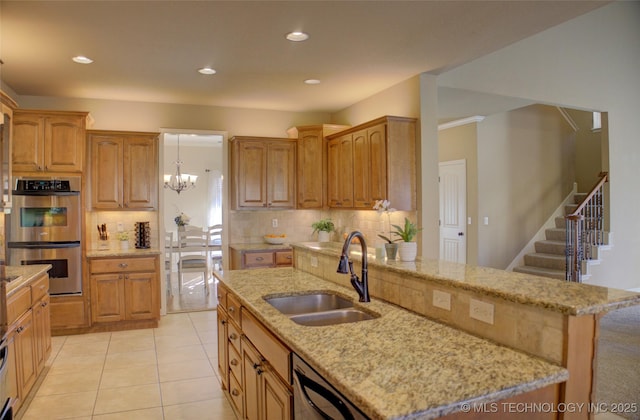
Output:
[[524, 253, 566, 270], [535, 240, 566, 255], [513, 265, 565, 280]]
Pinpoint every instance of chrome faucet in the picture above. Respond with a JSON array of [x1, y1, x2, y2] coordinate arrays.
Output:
[[337, 231, 370, 302]]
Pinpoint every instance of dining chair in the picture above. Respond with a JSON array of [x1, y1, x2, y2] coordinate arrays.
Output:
[[164, 231, 174, 297], [176, 229, 210, 295], [207, 224, 223, 270]]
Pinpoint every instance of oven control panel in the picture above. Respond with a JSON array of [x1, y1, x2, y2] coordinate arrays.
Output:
[[16, 179, 71, 192]]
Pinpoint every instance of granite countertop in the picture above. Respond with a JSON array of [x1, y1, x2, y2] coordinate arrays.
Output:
[[86, 247, 161, 258], [229, 243, 292, 252], [291, 242, 640, 316], [5, 264, 52, 296], [216, 267, 568, 420]]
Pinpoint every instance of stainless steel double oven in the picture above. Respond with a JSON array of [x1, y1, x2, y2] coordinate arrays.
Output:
[[8, 176, 82, 295]]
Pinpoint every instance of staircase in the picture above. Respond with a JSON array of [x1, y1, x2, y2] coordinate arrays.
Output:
[[514, 193, 588, 280]]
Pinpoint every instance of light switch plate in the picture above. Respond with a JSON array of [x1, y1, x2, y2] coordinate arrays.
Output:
[[470, 299, 494, 324], [432, 290, 451, 311], [310, 256, 318, 268], [272, 218, 278, 228]]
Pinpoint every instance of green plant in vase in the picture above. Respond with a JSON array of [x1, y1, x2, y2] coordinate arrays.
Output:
[[311, 218, 335, 242], [392, 217, 422, 262]]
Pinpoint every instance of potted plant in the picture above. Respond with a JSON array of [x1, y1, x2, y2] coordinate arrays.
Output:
[[374, 200, 399, 260], [117, 231, 130, 250], [391, 217, 421, 262], [311, 218, 335, 242]]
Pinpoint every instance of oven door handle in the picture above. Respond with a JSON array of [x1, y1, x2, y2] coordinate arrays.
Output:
[[8, 241, 81, 249], [294, 368, 355, 420], [12, 191, 80, 196]]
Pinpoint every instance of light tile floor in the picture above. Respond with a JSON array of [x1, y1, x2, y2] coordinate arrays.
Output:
[[18, 310, 238, 420]]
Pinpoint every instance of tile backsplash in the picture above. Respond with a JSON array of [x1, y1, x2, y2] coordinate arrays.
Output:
[[87, 211, 159, 249]]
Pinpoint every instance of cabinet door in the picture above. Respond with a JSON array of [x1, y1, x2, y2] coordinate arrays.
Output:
[[217, 306, 229, 390], [123, 136, 158, 209], [91, 273, 125, 323], [44, 115, 84, 172], [296, 128, 324, 208], [5, 328, 20, 411], [241, 338, 262, 420], [235, 140, 268, 208], [262, 368, 292, 420], [327, 134, 353, 208], [34, 295, 52, 373], [267, 141, 296, 208], [12, 114, 43, 171], [352, 129, 371, 208], [124, 272, 158, 320], [15, 310, 37, 402], [91, 135, 124, 209]]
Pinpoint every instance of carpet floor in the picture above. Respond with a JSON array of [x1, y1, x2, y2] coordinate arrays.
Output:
[[596, 304, 640, 420]]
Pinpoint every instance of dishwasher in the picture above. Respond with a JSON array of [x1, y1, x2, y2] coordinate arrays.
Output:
[[292, 353, 369, 420]]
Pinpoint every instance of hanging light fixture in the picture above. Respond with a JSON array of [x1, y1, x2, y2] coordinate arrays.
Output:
[[164, 134, 197, 194]]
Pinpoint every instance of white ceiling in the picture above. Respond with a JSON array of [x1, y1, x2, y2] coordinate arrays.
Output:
[[0, 1, 609, 117]]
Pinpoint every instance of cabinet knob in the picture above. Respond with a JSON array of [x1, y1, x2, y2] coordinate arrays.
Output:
[[119, 263, 128, 268], [221, 319, 227, 325], [230, 333, 238, 340], [228, 306, 235, 313], [231, 388, 240, 397], [230, 359, 238, 366], [256, 257, 264, 261], [41, 301, 48, 307]]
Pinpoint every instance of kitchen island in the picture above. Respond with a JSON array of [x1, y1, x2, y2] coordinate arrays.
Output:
[[215, 268, 568, 419]]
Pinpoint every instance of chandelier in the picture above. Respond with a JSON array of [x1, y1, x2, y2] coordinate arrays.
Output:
[[164, 134, 197, 194]]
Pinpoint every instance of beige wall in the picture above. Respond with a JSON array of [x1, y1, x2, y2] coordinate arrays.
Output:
[[438, 1, 639, 289], [438, 123, 479, 266]]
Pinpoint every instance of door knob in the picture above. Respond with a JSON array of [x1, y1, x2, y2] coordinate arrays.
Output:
[[458, 232, 464, 236]]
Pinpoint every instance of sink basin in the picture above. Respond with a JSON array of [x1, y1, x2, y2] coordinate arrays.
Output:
[[264, 292, 379, 326], [264, 293, 354, 315], [289, 308, 378, 327]]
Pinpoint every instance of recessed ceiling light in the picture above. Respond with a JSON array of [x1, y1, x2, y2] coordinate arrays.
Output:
[[304, 79, 321, 85], [198, 67, 217, 75], [72, 55, 93, 64], [286, 31, 309, 42]]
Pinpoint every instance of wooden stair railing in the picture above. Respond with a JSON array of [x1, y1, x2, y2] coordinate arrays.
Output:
[[565, 172, 608, 282]]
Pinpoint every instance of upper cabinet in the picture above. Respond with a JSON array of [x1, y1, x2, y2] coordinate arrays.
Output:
[[13, 110, 91, 173], [230, 136, 296, 210], [326, 116, 417, 211], [287, 124, 349, 209], [88, 130, 159, 210]]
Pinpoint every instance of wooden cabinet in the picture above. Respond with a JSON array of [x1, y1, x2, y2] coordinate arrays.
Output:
[[287, 124, 349, 209], [13, 110, 90, 173], [230, 247, 293, 270], [217, 283, 292, 420], [326, 116, 417, 210], [89, 256, 159, 325], [6, 273, 51, 412], [88, 130, 159, 210], [231, 136, 296, 209]]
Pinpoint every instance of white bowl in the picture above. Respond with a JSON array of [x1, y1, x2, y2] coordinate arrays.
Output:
[[264, 236, 286, 244]]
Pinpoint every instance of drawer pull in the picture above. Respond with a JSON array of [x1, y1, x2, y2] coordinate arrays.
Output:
[[231, 388, 240, 397], [119, 263, 128, 268], [256, 257, 264, 261], [230, 359, 239, 366]]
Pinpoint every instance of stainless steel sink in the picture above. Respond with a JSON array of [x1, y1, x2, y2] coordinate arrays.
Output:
[[265, 293, 354, 315], [263, 292, 379, 326], [289, 308, 377, 327]]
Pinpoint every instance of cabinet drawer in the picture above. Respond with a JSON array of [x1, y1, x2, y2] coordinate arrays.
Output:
[[91, 257, 156, 274], [275, 251, 293, 266], [217, 283, 228, 310], [228, 344, 242, 381], [241, 308, 290, 384], [228, 321, 241, 354], [7, 286, 32, 325], [244, 252, 274, 268], [31, 274, 49, 304], [228, 372, 244, 416], [227, 293, 242, 326]]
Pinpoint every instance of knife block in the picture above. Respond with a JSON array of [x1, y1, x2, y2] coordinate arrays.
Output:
[[135, 221, 151, 249]]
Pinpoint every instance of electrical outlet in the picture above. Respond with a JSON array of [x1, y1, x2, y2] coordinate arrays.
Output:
[[470, 299, 494, 324], [432, 290, 451, 311], [310, 256, 318, 268], [117, 222, 124, 232], [272, 218, 278, 228]]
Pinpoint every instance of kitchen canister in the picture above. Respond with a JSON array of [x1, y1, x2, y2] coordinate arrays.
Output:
[[135, 221, 151, 249]]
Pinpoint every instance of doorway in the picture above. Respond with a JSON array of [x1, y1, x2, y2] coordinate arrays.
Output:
[[160, 129, 226, 313]]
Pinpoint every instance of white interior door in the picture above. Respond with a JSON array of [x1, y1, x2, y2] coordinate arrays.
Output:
[[439, 160, 467, 263]]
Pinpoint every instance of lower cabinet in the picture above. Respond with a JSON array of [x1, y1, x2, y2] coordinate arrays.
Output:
[[217, 283, 292, 420], [89, 256, 160, 325], [6, 273, 52, 413], [230, 248, 293, 270]]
